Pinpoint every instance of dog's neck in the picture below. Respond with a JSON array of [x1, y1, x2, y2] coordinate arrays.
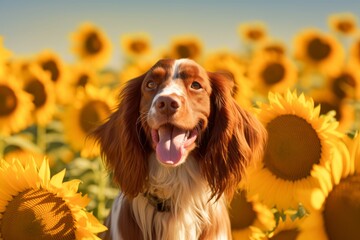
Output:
[[131, 153, 220, 239], [146, 153, 206, 201]]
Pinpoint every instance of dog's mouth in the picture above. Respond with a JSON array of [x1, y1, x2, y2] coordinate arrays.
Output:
[[151, 124, 198, 166]]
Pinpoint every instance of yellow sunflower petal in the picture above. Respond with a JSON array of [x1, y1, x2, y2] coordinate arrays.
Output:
[[62, 179, 82, 194], [84, 212, 108, 233], [50, 168, 66, 189], [38, 158, 51, 188], [67, 194, 91, 209]]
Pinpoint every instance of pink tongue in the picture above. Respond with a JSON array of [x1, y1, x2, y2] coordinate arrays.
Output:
[[156, 125, 187, 165]]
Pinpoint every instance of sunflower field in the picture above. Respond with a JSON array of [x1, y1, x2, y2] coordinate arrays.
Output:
[[1, 11, 360, 240]]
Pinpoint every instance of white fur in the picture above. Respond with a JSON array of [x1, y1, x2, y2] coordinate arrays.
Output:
[[109, 153, 230, 240], [173, 58, 188, 74]]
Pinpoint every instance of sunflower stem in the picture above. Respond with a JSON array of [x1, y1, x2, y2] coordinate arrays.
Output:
[[37, 125, 47, 153]]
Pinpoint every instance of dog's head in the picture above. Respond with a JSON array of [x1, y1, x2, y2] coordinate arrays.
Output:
[[93, 59, 266, 198]]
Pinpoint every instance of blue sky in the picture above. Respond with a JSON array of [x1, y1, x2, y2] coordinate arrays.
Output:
[[1, 0, 360, 67]]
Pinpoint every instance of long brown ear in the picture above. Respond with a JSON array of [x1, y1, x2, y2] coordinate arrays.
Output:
[[92, 74, 151, 197], [199, 72, 267, 199]]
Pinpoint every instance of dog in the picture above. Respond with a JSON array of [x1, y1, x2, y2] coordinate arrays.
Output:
[[93, 58, 266, 239]]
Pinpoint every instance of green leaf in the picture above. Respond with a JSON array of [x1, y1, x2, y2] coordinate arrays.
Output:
[[4, 135, 42, 153], [297, 203, 309, 219]]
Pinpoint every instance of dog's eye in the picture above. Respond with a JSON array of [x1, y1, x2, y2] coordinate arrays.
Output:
[[190, 81, 202, 90], [146, 81, 157, 90]]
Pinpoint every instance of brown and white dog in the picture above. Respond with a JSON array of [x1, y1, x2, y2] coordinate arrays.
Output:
[[93, 59, 266, 239]]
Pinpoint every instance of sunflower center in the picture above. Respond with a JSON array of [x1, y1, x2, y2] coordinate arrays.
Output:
[[79, 100, 111, 133], [261, 62, 286, 85], [176, 44, 192, 58], [0, 188, 76, 240], [0, 85, 17, 116], [332, 73, 356, 100], [307, 37, 331, 62], [42, 60, 60, 82], [270, 229, 300, 240], [247, 30, 264, 41], [130, 40, 148, 54], [264, 114, 321, 181], [85, 32, 102, 54], [323, 174, 360, 240], [337, 21, 354, 34], [77, 74, 89, 87], [24, 78, 47, 108], [229, 190, 257, 230]]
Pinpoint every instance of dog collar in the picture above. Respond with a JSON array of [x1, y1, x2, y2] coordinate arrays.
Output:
[[144, 192, 171, 212]]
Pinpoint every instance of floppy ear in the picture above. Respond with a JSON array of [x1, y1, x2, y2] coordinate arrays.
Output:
[[92, 74, 151, 198], [199, 72, 267, 199]]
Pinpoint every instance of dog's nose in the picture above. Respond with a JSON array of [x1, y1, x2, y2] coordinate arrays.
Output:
[[156, 95, 180, 115]]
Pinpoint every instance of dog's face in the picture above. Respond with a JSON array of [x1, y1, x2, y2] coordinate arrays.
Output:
[[139, 59, 212, 166]]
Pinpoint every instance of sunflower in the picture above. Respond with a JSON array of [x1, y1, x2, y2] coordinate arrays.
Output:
[[35, 50, 69, 105], [230, 189, 276, 240], [66, 63, 99, 99], [298, 133, 358, 240], [62, 85, 115, 158], [328, 12, 357, 36], [203, 50, 253, 108], [120, 32, 152, 58], [238, 21, 267, 44], [0, 37, 12, 77], [35, 50, 66, 85], [0, 75, 34, 136], [20, 64, 56, 126], [0, 158, 107, 239], [245, 90, 349, 211], [168, 35, 203, 60], [293, 28, 345, 75], [71, 22, 112, 69], [325, 64, 360, 101], [247, 53, 298, 95]]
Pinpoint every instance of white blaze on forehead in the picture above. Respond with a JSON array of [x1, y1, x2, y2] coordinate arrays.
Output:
[[173, 58, 190, 75], [150, 59, 189, 110]]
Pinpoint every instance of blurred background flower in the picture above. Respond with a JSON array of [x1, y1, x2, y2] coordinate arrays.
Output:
[[71, 22, 112, 69], [1, 1, 360, 239]]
